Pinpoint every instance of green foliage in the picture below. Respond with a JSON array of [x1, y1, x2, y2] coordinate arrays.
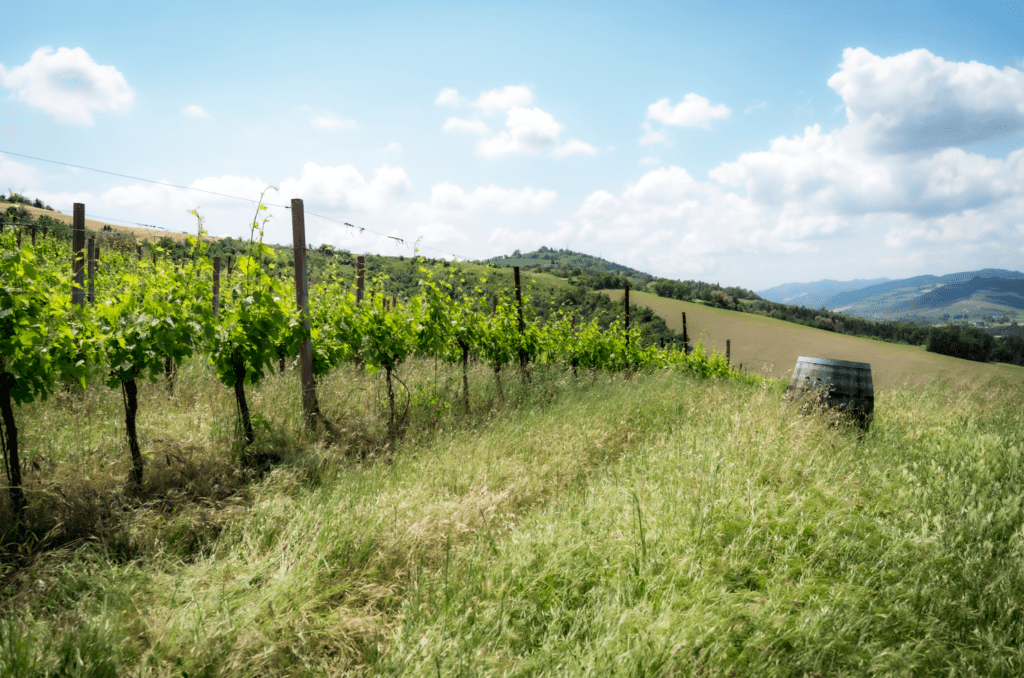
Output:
[[926, 324, 995, 362]]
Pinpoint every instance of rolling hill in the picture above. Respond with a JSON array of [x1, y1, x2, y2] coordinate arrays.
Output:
[[603, 289, 1024, 390], [821, 269, 1024, 321]]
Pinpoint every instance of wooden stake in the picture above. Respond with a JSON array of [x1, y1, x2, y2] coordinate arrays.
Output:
[[212, 256, 221, 316], [356, 255, 365, 305], [87, 236, 96, 305], [726, 339, 731, 366], [72, 204, 86, 308], [291, 198, 321, 428], [624, 283, 630, 347]]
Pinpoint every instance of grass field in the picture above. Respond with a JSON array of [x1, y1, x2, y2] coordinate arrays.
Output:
[[2, 358, 1023, 676], [605, 289, 1024, 390]]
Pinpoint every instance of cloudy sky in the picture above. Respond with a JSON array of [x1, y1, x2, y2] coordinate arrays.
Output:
[[2, 0, 1023, 290]]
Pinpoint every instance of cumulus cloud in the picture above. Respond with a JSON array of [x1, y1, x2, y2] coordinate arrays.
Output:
[[434, 88, 461, 106], [552, 139, 598, 158], [477, 106, 563, 158], [409, 182, 557, 221], [184, 105, 209, 118], [311, 114, 357, 131], [639, 122, 669, 146], [0, 46, 134, 124], [443, 117, 490, 135], [473, 85, 534, 114], [572, 48, 1024, 283], [647, 93, 731, 128], [439, 85, 595, 160], [828, 47, 1024, 153], [280, 162, 411, 213]]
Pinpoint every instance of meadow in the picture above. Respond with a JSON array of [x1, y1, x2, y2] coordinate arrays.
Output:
[[603, 289, 1024, 390], [2, 353, 1023, 677]]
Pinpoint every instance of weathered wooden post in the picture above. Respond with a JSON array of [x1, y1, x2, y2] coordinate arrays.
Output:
[[726, 339, 731, 366], [624, 283, 630, 347], [212, 256, 221, 316], [356, 255, 365, 305], [291, 198, 322, 428], [72, 203, 86, 308], [87, 237, 96, 305], [137, 244, 142, 261], [682, 312, 689, 353], [514, 266, 527, 377], [30, 225, 36, 247]]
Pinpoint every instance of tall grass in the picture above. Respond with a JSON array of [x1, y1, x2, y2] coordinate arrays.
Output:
[[1, 357, 1022, 677]]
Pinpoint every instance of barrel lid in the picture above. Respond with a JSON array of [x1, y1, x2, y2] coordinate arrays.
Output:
[[795, 356, 872, 370]]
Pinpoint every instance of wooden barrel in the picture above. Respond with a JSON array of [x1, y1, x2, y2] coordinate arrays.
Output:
[[787, 356, 874, 428]]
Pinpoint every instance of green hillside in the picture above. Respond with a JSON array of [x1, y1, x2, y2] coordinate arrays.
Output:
[[603, 289, 1024, 389]]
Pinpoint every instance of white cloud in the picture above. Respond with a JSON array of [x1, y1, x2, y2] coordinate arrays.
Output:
[[477, 106, 563, 158], [552, 139, 598, 158], [639, 122, 669, 146], [828, 47, 1024, 153], [744, 101, 768, 114], [280, 162, 411, 213], [647, 93, 731, 128], [385, 142, 402, 153], [434, 88, 461, 107], [473, 85, 534, 114], [183, 104, 209, 118], [409, 182, 557, 220], [311, 114, 357, 131], [443, 117, 490, 135], [639, 156, 661, 165], [0, 46, 134, 125]]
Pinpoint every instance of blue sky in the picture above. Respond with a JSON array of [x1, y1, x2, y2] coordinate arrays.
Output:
[[2, 0, 1023, 290]]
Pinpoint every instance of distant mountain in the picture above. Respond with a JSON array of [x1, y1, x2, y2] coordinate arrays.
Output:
[[757, 278, 891, 308], [824, 269, 1024, 321]]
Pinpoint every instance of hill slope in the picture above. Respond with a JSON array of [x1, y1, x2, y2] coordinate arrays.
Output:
[[824, 269, 1024, 321], [603, 289, 1024, 389]]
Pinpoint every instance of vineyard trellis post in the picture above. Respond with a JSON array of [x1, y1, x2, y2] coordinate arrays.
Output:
[[72, 203, 86, 308], [212, 256, 221, 316], [514, 266, 527, 378], [356, 255, 365, 305], [624, 283, 630, 348], [87, 236, 96, 306], [136, 244, 142, 261], [290, 198, 322, 428], [726, 339, 731, 366], [30, 225, 36, 247], [682, 312, 689, 354]]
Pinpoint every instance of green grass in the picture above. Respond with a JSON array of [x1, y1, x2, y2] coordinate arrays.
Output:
[[2, 357, 1023, 676]]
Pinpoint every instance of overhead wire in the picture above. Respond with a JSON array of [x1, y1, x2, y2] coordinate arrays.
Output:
[[1, 149, 469, 260]]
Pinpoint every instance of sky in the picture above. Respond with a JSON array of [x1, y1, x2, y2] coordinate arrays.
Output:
[[2, 0, 1023, 291]]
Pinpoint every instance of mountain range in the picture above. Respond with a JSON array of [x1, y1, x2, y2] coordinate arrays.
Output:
[[760, 269, 1024, 322]]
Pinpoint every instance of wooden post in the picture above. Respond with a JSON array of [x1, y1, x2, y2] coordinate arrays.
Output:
[[492, 295, 498, 314], [152, 249, 156, 265], [571, 314, 576, 331], [72, 203, 86, 308], [227, 255, 232, 277], [726, 339, 731, 366], [137, 244, 142, 261], [624, 283, 630, 347], [514, 266, 527, 376], [682, 312, 689, 349], [87, 237, 96, 305], [291, 198, 321, 427], [356, 255, 365, 305], [15, 232, 20, 249], [30, 225, 36, 247], [212, 256, 221, 316]]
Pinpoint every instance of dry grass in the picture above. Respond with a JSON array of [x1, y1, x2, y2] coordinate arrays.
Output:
[[604, 288, 1024, 390]]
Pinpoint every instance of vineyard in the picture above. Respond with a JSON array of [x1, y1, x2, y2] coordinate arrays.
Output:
[[0, 199, 750, 524]]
